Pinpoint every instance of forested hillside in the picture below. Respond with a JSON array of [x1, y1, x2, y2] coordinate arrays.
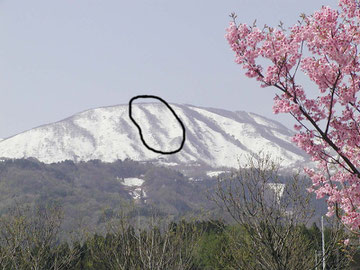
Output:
[[0, 157, 355, 269], [0, 158, 220, 234], [0, 158, 329, 234]]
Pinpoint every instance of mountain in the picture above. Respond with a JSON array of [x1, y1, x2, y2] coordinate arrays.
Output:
[[0, 103, 309, 168]]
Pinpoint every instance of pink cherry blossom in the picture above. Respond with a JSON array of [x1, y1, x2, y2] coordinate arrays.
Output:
[[226, 1, 360, 233]]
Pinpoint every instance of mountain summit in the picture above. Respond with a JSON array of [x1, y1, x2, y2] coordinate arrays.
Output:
[[0, 103, 308, 168]]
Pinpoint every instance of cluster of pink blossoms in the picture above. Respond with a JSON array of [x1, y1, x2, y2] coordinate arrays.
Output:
[[226, 0, 360, 232]]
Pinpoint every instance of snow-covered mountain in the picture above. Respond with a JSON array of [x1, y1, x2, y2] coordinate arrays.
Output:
[[0, 103, 309, 168]]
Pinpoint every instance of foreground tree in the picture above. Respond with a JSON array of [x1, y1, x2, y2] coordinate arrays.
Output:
[[0, 204, 79, 270], [226, 0, 360, 233], [214, 154, 351, 269], [87, 210, 203, 270]]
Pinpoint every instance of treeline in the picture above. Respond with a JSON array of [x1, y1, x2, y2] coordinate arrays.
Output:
[[0, 204, 355, 270]]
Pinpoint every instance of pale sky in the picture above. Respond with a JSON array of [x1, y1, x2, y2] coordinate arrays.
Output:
[[0, 0, 338, 138]]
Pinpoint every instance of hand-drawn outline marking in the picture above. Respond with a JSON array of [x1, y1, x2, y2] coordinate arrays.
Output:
[[128, 95, 186, 154]]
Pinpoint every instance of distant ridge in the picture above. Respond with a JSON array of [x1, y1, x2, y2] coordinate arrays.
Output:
[[0, 103, 309, 168]]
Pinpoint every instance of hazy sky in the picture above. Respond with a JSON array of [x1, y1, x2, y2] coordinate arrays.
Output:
[[0, 0, 338, 138]]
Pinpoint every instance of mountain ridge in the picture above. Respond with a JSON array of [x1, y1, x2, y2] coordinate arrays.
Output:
[[0, 103, 309, 168]]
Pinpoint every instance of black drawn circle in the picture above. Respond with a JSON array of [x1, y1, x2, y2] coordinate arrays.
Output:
[[128, 95, 186, 155]]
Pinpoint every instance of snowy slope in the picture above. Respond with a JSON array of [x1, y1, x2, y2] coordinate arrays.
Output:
[[0, 103, 309, 168]]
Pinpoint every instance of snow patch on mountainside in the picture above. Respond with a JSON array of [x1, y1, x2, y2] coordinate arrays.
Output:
[[122, 178, 145, 187], [130, 187, 147, 200], [206, 171, 228, 177], [267, 183, 286, 204], [0, 103, 309, 168]]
